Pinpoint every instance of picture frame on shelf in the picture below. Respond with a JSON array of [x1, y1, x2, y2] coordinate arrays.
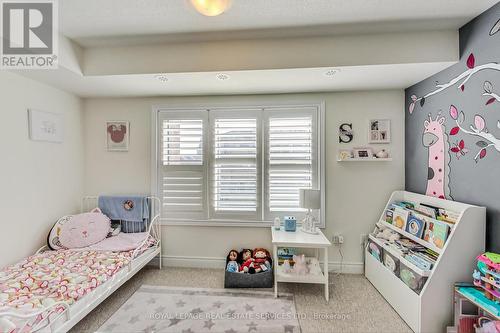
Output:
[[106, 121, 130, 152], [369, 119, 391, 143], [352, 147, 373, 159]]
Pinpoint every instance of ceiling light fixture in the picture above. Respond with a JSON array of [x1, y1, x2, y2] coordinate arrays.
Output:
[[155, 74, 169, 83], [190, 0, 232, 17], [324, 69, 340, 77], [216, 73, 230, 81]]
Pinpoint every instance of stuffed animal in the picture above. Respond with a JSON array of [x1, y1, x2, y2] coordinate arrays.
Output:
[[307, 257, 322, 275], [292, 254, 309, 275], [59, 208, 111, 249], [375, 222, 401, 242], [226, 250, 240, 273], [282, 260, 292, 273], [239, 249, 255, 274]]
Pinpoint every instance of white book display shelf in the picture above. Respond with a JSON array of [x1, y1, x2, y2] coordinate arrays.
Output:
[[365, 190, 485, 333]]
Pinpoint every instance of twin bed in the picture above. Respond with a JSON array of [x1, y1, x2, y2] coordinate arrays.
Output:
[[0, 197, 162, 333]]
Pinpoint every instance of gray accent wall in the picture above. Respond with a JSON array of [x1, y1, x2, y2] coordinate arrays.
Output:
[[405, 2, 500, 251]]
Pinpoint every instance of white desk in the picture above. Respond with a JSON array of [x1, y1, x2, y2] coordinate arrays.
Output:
[[271, 227, 332, 301]]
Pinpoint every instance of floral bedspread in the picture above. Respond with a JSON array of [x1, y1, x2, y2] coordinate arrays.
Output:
[[0, 250, 134, 332]]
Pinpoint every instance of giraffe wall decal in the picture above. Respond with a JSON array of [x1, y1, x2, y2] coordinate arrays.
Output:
[[422, 113, 452, 200]]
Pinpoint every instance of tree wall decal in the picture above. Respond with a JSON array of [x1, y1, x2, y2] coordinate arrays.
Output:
[[408, 54, 500, 114]]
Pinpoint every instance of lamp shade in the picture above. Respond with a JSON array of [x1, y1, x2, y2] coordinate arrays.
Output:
[[299, 189, 321, 209]]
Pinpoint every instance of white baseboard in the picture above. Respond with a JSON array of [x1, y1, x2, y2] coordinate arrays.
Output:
[[149, 255, 364, 274]]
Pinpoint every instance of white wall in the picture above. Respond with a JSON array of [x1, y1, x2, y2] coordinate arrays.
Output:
[[83, 91, 404, 272], [0, 71, 84, 267]]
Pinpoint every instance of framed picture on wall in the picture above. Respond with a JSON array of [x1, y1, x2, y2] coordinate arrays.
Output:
[[106, 121, 129, 152], [28, 109, 64, 143], [369, 119, 391, 143]]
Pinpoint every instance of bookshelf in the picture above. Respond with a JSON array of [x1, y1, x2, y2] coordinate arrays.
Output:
[[365, 190, 485, 333]]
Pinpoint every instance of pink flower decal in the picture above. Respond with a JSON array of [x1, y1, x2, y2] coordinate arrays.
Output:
[[474, 115, 486, 132], [449, 105, 458, 120]]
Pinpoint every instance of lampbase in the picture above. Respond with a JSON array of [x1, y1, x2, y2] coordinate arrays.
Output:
[[300, 226, 319, 234]]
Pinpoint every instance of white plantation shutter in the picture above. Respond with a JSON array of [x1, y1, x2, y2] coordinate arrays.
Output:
[[159, 112, 207, 220], [162, 119, 203, 166], [155, 105, 322, 225], [264, 107, 318, 221], [210, 110, 262, 220]]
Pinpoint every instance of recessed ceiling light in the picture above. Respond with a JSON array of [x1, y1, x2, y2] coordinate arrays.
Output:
[[190, 0, 232, 17], [216, 73, 230, 81], [155, 74, 169, 83], [324, 69, 340, 77]]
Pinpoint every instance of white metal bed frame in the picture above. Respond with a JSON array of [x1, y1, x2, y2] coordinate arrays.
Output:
[[0, 196, 162, 333]]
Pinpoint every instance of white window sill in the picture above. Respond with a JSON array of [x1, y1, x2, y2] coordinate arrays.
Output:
[[159, 219, 325, 228]]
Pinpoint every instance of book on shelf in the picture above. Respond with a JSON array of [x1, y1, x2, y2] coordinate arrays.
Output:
[[412, 204, 437, 219], [405, 215, 426, 238], [392, 206, 409, 230], [277, 247, 296, 266], [393, 201, 415, 210], [406, 253, 434, 271], [423, 219, 450, 249], [385, 209, 394, 224]]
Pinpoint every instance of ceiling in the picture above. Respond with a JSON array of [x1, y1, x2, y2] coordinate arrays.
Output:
[[60, 0, 499, 47], [13, 0, 498, 97], [17, 62, 455, 98]]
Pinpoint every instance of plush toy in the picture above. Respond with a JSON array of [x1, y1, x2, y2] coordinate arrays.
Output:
[[59, 208, 111, 249], [292, 254, 309, 275], [239, 249, 255, 274], [226, 250, 240, 273], [375, 222, 401, 242], [282, 260, 292, 273], [253, 248, 271, 273], [307, 257, 322, 275]]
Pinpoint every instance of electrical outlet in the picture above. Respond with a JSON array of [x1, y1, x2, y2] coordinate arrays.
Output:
[[360, 234, 368, 245], [332, 234, 344, 245]]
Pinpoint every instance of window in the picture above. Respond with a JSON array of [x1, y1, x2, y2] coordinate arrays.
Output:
[[155, 104, 324, 226]]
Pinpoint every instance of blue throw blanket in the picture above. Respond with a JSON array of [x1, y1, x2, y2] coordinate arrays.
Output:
[[98, 195, 150, 233]]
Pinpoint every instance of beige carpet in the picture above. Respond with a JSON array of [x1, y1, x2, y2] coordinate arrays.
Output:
[[70, 266, 412, 333]]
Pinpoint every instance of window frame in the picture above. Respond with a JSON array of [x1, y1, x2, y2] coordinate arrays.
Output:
[[151, 102, 325, 228]]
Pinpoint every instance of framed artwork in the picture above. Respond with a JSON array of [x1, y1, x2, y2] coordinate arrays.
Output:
[[369, 119, 391, 143], [28, 109, 64, 143], [106, 121, 129, 151], [353, 147, 373, 159]]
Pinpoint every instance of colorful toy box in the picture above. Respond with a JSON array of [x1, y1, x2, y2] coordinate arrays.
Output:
[[473, 252, 500, 303]]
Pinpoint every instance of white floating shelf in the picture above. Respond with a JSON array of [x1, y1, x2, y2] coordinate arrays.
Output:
[[337, 158, 392, 162]]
